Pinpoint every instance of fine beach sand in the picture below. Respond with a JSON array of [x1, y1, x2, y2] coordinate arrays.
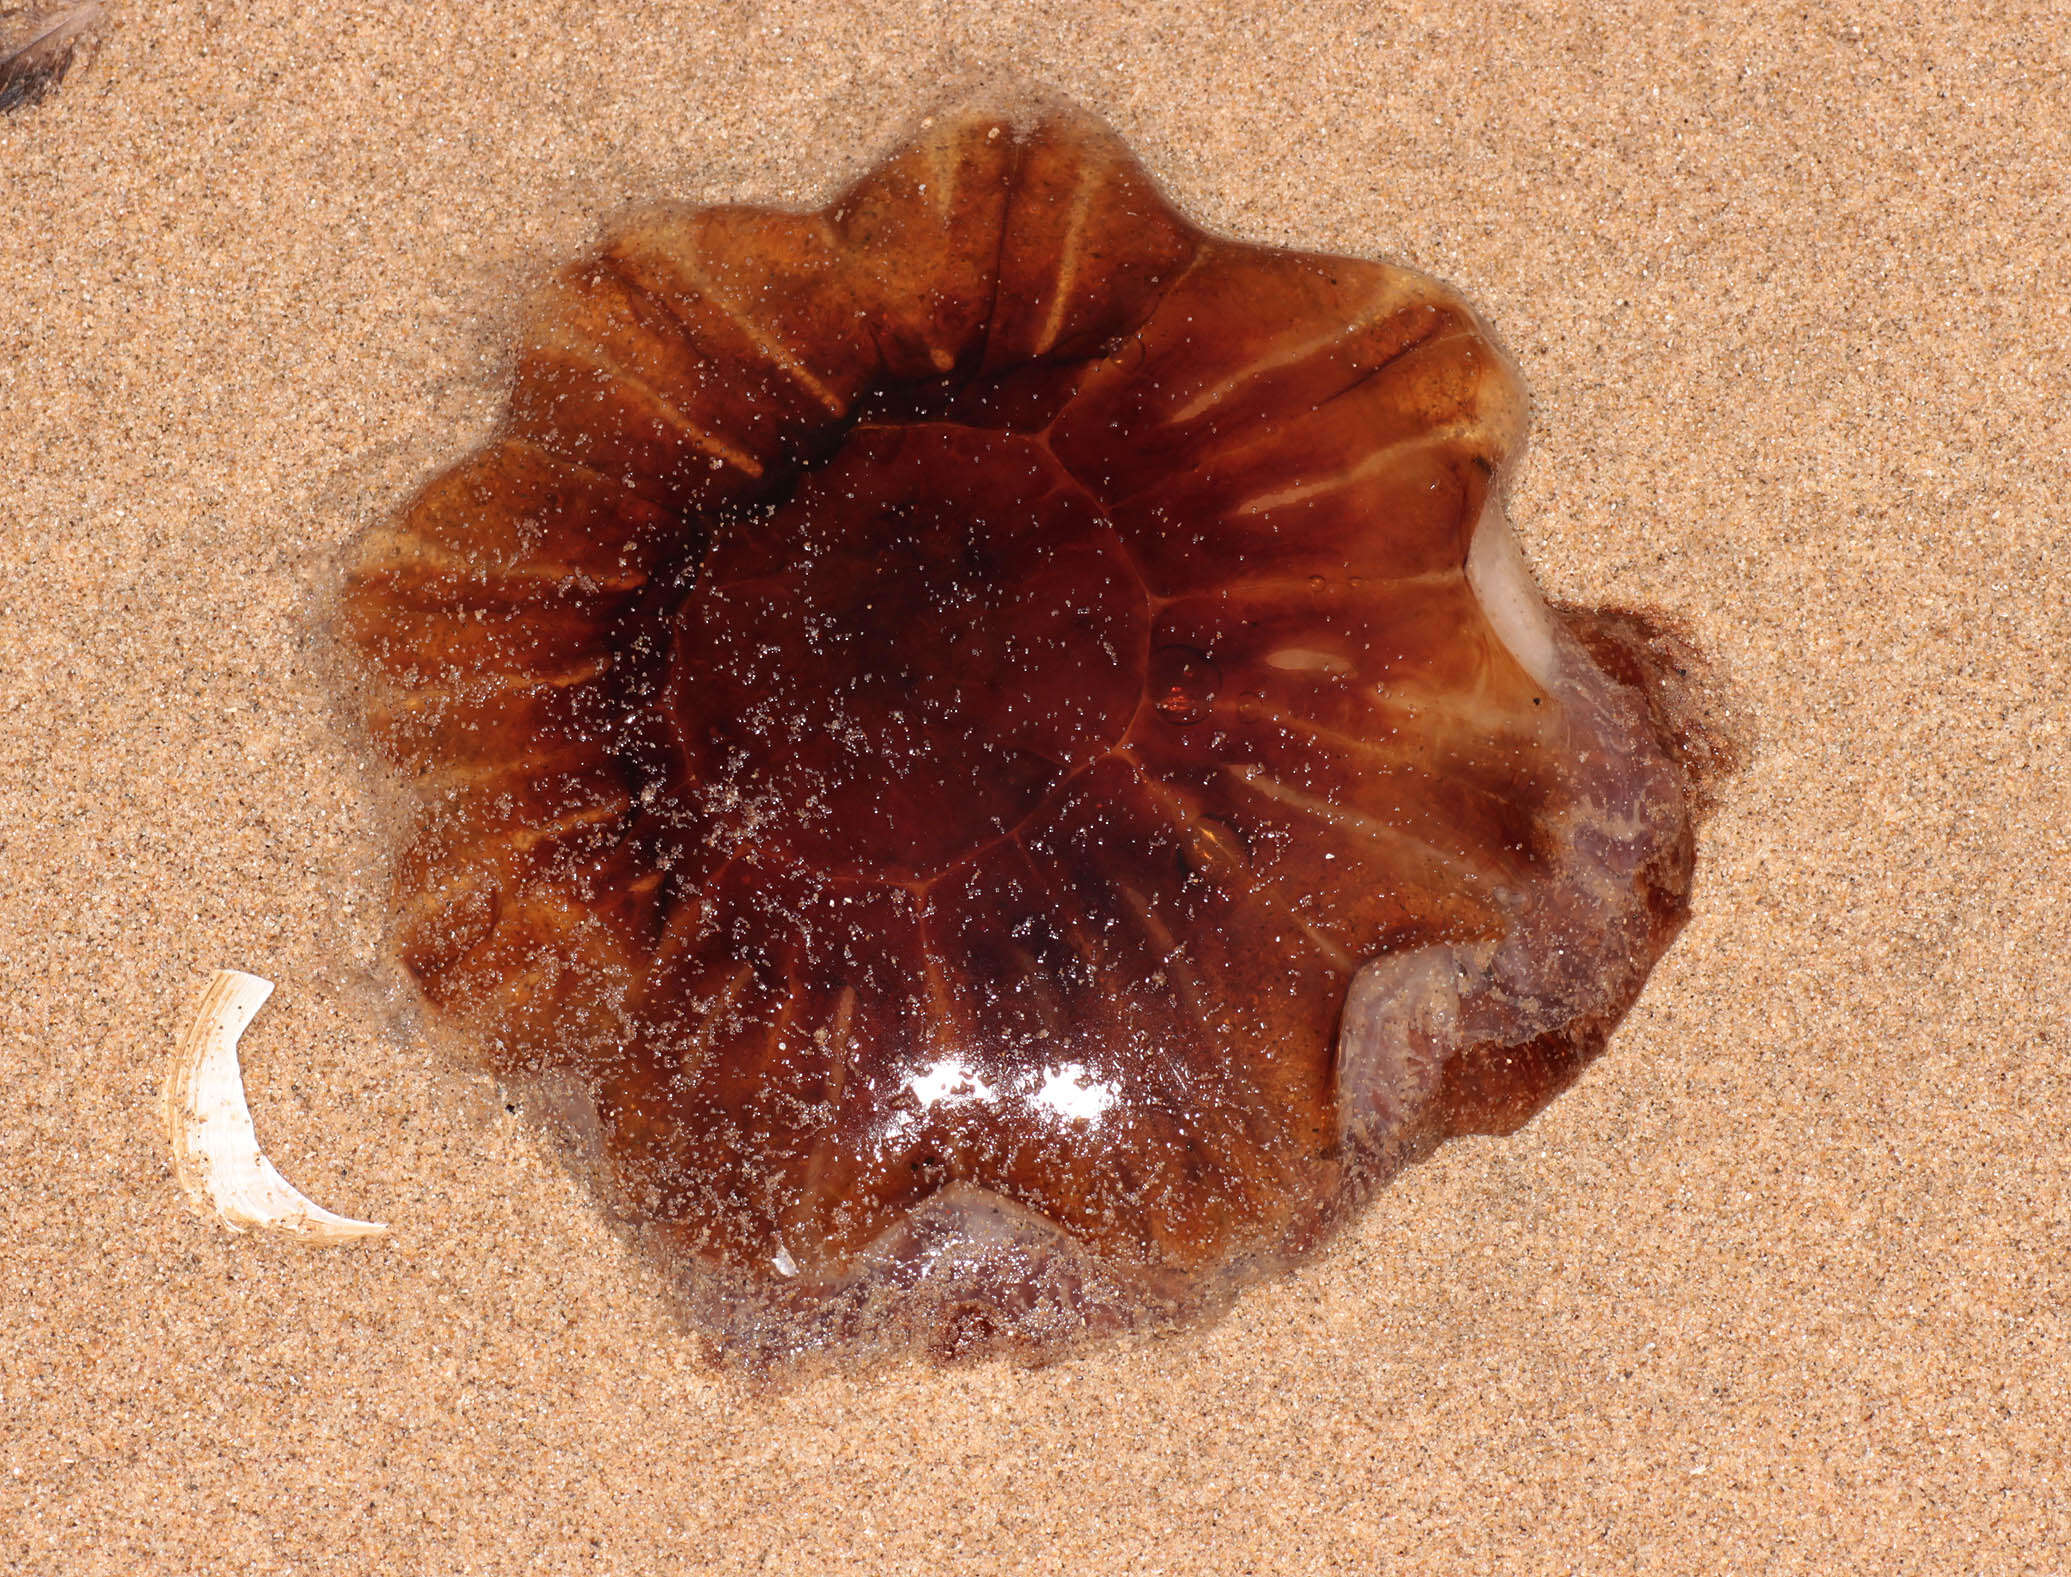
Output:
[[3, 2, 2065, 1570]]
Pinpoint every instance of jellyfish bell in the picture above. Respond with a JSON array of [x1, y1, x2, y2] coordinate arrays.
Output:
[[336, 100, 1718, 1364]]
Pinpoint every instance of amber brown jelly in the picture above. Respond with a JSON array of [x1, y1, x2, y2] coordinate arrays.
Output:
[[337, 104, 1708, 1363]]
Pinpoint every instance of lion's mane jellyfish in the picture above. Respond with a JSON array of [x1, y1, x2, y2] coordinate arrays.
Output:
[[337, 102, 1716, 1364]]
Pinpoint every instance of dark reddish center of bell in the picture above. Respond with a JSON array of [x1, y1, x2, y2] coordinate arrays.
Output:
[[663, 422, 1148, 881]]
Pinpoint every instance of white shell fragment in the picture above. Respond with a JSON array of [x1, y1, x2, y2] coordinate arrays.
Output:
[[163, 969, 387, 1242]]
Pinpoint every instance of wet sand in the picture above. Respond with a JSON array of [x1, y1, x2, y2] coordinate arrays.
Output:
[[2, 2, 2064, 1570]]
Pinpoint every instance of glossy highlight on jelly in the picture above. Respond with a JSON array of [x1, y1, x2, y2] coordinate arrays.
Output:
[[337, 100, 1712, 1364]]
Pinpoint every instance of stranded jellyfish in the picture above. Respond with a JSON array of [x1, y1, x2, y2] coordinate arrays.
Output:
[[337, 102, 1717, 1363]]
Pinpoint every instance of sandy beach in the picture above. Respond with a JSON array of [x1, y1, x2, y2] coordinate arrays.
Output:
[[2, 1, 2065, 1570]]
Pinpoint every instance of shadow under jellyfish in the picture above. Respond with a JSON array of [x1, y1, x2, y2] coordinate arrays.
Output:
[[336, 100, 1721, 1365]]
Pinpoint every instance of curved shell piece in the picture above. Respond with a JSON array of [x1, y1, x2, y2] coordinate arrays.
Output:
[[163, 970, 387, 1242], [337, 101, 1705, 1363]]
